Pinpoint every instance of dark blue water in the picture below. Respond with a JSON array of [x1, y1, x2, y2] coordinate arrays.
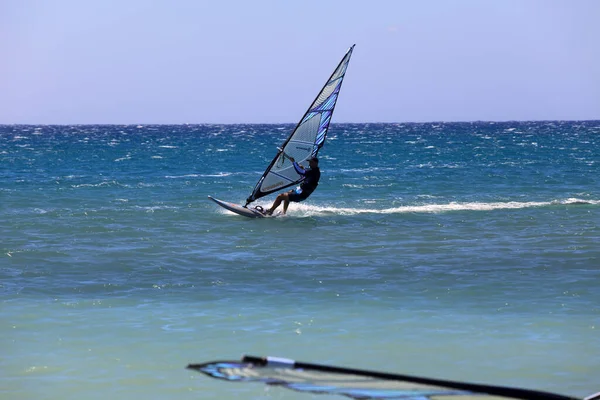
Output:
[[1, 122, 599, 400]]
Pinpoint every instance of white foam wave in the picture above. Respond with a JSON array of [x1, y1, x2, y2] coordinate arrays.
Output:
[[286, 198, 599, 216], [165, 172, 232, 179], [72, 181, 118, 188], [554, 198, 599, 205], [134, 205, 178, 213]]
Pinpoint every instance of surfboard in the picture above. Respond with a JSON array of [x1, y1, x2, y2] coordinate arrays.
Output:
[[208, 196, 267, 218]]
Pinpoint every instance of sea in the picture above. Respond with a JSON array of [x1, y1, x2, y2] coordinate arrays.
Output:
[[1, 121, 599, 400]]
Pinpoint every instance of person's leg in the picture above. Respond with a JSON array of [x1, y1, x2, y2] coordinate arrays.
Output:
[[267, 193, 288, 215], [266, 196, 281, 214], [282, 196, 291, 214], [282, 191, 307, 214]]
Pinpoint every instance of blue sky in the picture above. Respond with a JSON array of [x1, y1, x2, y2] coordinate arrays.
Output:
[[1, 0, 599, 123]]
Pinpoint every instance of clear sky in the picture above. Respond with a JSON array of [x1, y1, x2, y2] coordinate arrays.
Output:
[[1, 0, 599, 124]]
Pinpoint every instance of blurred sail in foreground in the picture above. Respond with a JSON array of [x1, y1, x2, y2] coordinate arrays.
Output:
[[187, 355, 593, 400]]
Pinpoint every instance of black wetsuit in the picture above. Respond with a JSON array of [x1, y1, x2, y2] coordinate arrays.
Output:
[[289, 162, 320, 202]]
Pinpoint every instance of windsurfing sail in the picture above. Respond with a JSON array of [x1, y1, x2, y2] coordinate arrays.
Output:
[[188, 355, 585, 400], [244, 45, 355, 206]]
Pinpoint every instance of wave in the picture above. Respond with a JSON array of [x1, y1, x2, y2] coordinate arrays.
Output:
[[285, 198, 599, 216], [71, 181, 123, 188], [165, 172, 232, 179], [133, 205, 179, 212]]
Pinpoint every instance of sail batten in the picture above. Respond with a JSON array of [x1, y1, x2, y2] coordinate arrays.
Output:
[[269, 170, 296, 183], [289, 139, 318, 146], [245, 45, 355, 206]]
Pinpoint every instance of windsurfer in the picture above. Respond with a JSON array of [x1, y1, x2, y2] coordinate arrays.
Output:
[[265, 157, 320, 215]]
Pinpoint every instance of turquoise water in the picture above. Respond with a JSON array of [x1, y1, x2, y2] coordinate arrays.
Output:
[[1, 122, 599, 400]]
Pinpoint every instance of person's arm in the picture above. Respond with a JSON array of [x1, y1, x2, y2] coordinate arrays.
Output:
[[292, 161, 306, 175], [289, 157, 306, 176]]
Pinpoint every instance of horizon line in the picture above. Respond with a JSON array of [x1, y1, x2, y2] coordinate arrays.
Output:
[[1, 119, 599, 126]]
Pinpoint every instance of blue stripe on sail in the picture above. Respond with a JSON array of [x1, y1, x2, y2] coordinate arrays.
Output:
[[315, 131, 326, 147], [302, 111, 319, 124], [322, 93, 338, 111], [315, 113, 331, 145], [296, 112, 330, 156], [312, 88, 340, 112]]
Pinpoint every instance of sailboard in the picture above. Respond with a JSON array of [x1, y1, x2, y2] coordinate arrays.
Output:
[[209, 44, 355, 218], [188, 355, 598, 400], [207, 196, 266, 218]]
